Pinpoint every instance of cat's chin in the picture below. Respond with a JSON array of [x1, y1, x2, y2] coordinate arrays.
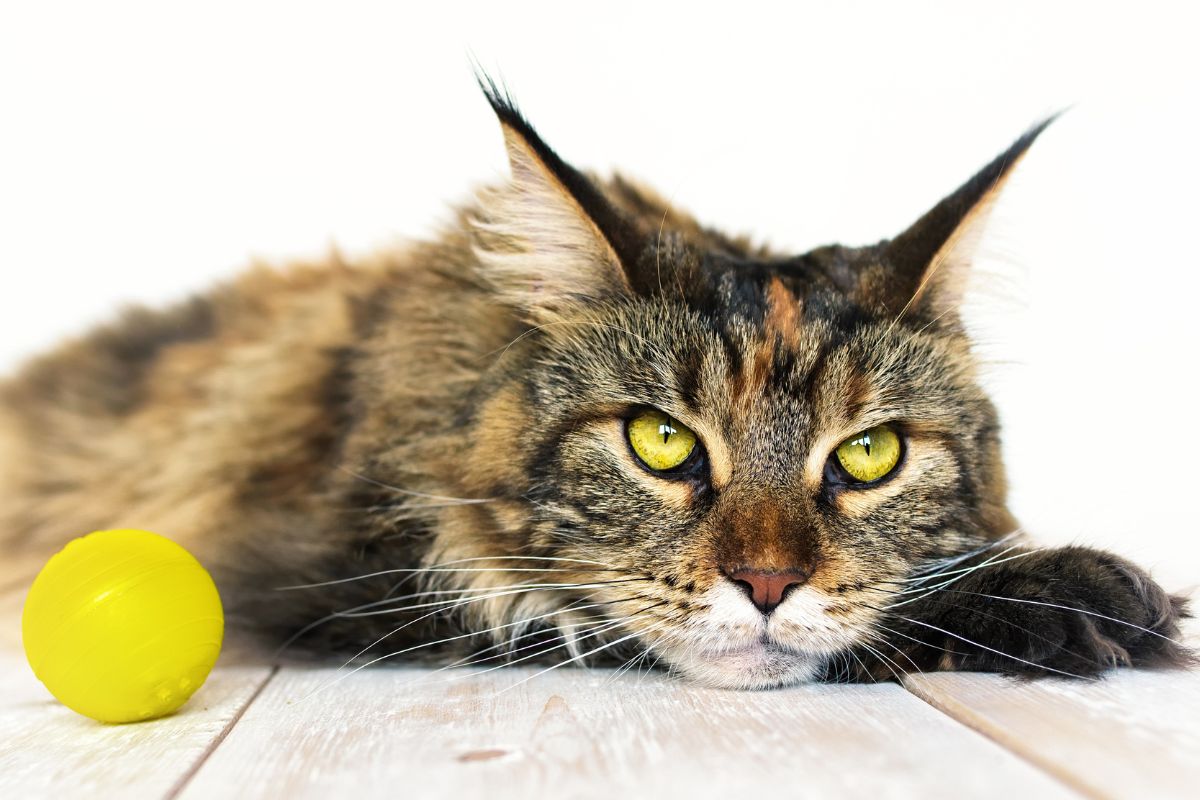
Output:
[[665, 641, 825, 690]]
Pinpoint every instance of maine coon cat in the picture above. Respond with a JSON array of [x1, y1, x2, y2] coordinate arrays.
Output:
[[1, 81, 1190, 688]]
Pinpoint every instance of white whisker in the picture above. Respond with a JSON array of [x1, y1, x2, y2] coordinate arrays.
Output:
[[337, 465, 496, 504], [276, 555, 617, 590], [938, 589, 1183, 643], [873, 615, 1087, 679]]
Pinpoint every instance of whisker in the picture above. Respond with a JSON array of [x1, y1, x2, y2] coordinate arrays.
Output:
[[824, 651, 847, 683], [300, 596, 658, 700], [870, 610, 1088, 679], [337, 578, 651, 619], [277, 578, 648, 658], [858, 641, 903, 683], [871, 589, 1098, 665], [333, 500, 507, 513], [276, 555, 617, 590], [333, 580, 648, 653], [935, 588, 1184, 644], [906, 530, 1025, 579], [305, 616, 610, 700], [388, 599, 668, 692], [352, 601, 619, 675], [866, 630, 925, 676], [607, 633, 661, 685], [377, 552, 625, 598], [845, 647, 880, 683], [496, 620, 669, 695], [876, 548, 1046, 609], [337, 465, 495, 504], [892, 543, 1029, 585], [445, 609, 644, 673]]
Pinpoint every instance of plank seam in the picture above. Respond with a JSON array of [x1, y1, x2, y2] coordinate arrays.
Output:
[[900, 677, 1106, 800], [164, 665, 280, 800]]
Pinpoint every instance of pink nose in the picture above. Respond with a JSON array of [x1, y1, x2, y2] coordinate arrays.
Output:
[[726, 569, 811, 614]]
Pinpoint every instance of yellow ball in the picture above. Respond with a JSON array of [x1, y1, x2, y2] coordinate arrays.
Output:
[[22, 529, 223, 723]]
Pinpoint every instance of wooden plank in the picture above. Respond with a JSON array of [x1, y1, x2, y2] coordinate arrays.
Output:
[[0, 645, 274, 800], [0, 586, 26, 651], [180, 665, 1077, 800], [904, 668, 1200, 799]]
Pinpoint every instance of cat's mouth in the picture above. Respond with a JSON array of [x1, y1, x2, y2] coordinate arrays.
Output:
[[696, 637, 801, 663], [663, 636, 827, 689], [634, 581, 859, 688]]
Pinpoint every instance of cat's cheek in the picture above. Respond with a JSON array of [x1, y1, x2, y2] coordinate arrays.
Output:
[[460, 381, 531, 495]]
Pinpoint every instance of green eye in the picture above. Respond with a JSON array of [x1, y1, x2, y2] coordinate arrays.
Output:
[[627, 410, 698, 472], [834, 425, 903, 484]]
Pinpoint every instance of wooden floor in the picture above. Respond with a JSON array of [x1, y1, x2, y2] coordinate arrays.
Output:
[[2, 613, 1197, 799]]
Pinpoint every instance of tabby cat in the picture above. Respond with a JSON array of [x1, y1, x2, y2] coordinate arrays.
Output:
[[1, 81, 1190, 688]]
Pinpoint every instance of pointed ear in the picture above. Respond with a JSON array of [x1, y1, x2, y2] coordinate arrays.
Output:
[[471, 79, 641, 321], [878, 116, 1058, 320]]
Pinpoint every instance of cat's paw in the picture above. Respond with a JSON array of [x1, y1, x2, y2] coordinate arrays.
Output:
[[903, 546, 1193, 678]]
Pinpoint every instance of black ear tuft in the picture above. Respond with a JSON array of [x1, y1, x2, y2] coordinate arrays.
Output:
[[471, 71, 646, 319], [881, 113, 1062, 319], [473, 71, 641, 273], [475, 71, 528, 138]]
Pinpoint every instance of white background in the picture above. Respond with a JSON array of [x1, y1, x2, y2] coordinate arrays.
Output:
[[1, 2, 1197, 588]]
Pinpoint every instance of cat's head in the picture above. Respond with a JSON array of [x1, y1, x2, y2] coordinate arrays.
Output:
[[456, 82, 1044, 688]]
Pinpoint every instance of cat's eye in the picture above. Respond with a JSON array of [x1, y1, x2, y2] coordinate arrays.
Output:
[[627, 409, 698, 472], [832, 425, 903, 484]]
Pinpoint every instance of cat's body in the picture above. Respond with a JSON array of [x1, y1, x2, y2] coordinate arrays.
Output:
[[1, 85, 1190, 687]]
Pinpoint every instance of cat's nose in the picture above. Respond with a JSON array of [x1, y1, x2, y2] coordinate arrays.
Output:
[[725, 568, 811, 614]]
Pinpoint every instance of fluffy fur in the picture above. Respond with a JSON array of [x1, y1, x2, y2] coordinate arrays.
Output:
[[0, 83, 1190, 688]]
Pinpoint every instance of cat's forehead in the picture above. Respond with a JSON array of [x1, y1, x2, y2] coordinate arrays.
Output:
[[532, 237, 967, 473], [651, 240, 884, 332], [632, 267, 957, 445]]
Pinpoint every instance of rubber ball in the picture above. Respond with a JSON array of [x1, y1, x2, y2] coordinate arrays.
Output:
[[22, 528, 224, 723]]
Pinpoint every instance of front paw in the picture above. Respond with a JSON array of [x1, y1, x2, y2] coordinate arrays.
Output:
[[899, 546, 1193, 678]]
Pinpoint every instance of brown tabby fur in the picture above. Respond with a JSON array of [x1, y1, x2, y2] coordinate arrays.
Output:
[[1, 82, 1190, 687]]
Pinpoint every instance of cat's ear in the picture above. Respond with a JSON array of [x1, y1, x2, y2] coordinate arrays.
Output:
[[472, 79, 641, 320], [877, 117, 1057, 319]]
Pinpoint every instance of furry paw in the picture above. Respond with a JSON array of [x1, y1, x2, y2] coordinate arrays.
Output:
[[894, 546, 1193, 678]]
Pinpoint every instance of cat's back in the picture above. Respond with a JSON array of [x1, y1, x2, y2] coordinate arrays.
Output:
[[0, 255, 397, 569]]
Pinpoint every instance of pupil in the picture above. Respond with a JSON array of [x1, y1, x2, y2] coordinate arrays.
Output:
[[659, 419, 675, 444], [862, 434, 872, 456]]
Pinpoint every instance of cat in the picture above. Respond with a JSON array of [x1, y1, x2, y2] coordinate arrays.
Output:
[[0, 79, 1190, 688]]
